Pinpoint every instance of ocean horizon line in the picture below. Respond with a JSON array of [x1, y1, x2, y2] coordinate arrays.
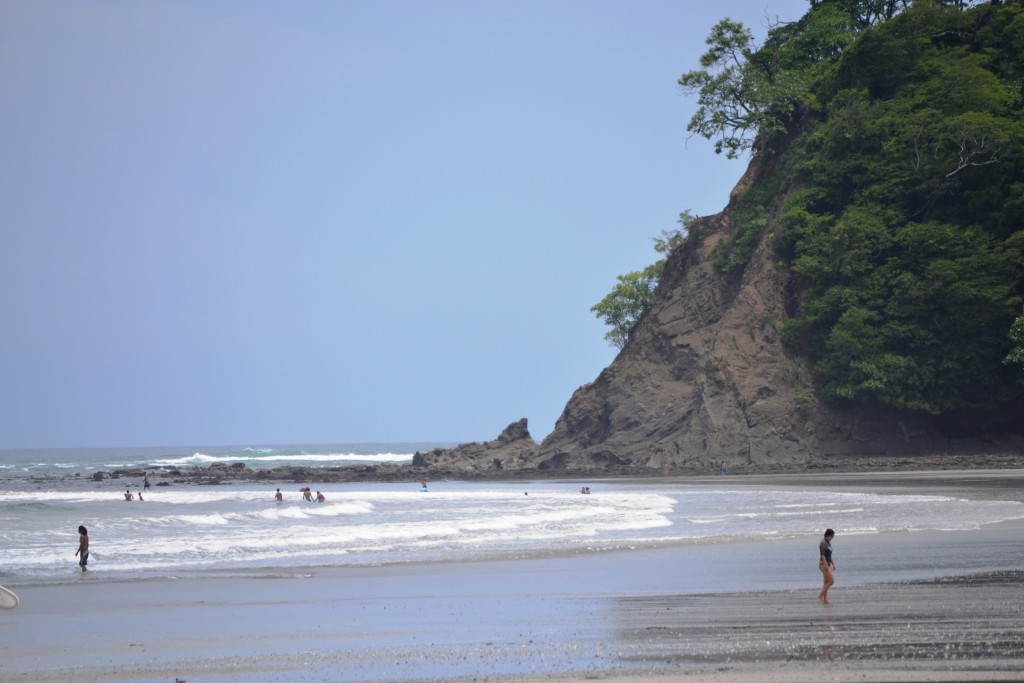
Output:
[[0, 440, 462, 453], [0, 442, 461, 478]]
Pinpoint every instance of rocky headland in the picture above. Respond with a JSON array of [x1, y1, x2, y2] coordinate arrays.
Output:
[[400, 149, 1024, 479], [22, 414, 1023, 491], [520, 155, 1024, 475]]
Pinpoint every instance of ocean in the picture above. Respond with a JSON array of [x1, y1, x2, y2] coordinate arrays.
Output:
[[0, 443, 441, 477], [2, 445, 1024, 588]]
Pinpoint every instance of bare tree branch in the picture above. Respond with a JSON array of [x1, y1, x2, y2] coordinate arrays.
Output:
[[945, 133, 1000, 178]]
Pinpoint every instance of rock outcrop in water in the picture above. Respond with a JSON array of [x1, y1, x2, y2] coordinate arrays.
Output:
[[410, 418, 538, 474]]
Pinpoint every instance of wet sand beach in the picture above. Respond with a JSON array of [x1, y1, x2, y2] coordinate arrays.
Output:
[[1, 471, 1022, 683]]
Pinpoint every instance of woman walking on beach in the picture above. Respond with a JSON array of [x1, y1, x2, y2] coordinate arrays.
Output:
[[75, 525, 89, 572], [818, 528, 835, 604]]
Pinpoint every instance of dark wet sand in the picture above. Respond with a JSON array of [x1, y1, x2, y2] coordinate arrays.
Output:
[[609, 570, 1024, 682], [1, 470, 1022, 683]]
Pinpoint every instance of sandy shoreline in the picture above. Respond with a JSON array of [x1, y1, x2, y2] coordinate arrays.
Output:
[[3, 561, 1022, 682], [2, 470, 1023, 683]]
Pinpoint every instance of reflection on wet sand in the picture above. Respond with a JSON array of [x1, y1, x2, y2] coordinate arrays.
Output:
[[613, 571, 1024, 678]]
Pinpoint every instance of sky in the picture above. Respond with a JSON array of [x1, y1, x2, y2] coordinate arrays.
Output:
[[0, 0, 811, 449]]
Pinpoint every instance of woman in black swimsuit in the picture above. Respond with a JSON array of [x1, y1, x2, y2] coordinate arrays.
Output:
[[818, 528, 835, 604]]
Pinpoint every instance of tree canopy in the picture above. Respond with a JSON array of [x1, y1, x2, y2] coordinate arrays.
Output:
[[681, 0, 1024, 426]]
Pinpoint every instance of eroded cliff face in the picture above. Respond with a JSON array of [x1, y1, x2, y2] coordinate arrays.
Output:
[[532, 158, 811, 471], [418, 149, 1022, 478], [527, 156, 995, 473]]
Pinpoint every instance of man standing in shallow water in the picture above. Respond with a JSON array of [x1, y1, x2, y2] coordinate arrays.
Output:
[[818, 528, 835, 604], [75, 525, 89, 572]]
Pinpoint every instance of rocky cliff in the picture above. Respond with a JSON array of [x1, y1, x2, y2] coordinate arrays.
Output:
[[527, 153, 1023, 474], [532, 157, 812, 472], [415, 145, 1022, 477]]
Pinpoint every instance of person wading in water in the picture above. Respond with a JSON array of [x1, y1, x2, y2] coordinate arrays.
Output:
[[75, 525, 89, 572]]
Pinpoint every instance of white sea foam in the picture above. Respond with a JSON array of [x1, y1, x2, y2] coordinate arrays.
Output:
[[150, 451, 414, 467], [2, 481, 1023, 584]]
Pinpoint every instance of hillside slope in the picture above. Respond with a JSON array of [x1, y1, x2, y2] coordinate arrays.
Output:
[[530, 1, 1024, 472], [420, 1, 1024, 476], [533, 155, 975, 472]]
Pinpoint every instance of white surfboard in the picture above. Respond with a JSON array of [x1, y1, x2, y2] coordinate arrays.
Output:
[[0, 585, 19, 609]]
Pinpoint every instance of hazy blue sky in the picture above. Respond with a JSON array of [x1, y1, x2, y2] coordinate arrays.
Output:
[[1, 0, 810, 448]]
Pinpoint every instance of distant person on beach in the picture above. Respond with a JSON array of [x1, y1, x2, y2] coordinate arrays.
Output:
[[137, 491, 144, 502], [123, 490, 134, 501], [818, 528, 836, 604], [143, 472, 150, 491], [315, 491, 325, 503], [75, 525, 89, 572], [721, 462, 727, 475], [302, 489, 313, 502], [275, 488, 283, 502], [420, 479, 428, 492]]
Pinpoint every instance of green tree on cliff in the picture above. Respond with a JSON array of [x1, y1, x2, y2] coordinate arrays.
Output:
[[590, 263, 664, 350], [592, 212, 693, 349], [676, 0, 1024, 424]]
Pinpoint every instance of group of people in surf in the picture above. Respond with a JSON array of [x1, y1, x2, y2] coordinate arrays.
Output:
[[120, 472, 152, 502], [279, 487, 325, 503]]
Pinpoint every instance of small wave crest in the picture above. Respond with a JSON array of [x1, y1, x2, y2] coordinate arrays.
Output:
[[151, 451, 414, 468]]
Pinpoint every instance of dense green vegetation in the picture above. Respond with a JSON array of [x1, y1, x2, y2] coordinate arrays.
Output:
[[683, 0, 1024, 425], [593, 1, 1024, 425]]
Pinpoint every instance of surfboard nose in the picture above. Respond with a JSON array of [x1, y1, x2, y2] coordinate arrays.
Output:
[[0, 584, 19, 609]]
